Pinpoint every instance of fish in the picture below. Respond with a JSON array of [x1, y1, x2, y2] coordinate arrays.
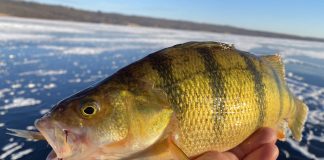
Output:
[[8, 42, 308, 160]]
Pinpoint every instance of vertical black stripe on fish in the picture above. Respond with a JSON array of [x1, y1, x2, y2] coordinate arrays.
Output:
[[269, 66, 283, 121], [149, 53, 183, 114], [197, 48, 226, 131], [240, 53, 266, 127]]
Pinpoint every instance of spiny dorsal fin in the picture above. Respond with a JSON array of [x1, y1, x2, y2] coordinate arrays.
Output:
[[261, 54, 285, 80]]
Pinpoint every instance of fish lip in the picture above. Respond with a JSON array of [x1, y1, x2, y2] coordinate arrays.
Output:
[[35, 117, 74, 159]]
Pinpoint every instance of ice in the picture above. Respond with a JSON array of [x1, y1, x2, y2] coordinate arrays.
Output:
[[11, 84, 22, 89], [1, 16, 324, 59], [286, 138, 321, 160], [19, 69, 67, 76], [26, 126, 36, 130], [13, 59, 40, 66], [39, 109, 50, 115], [284, 58, 324, 69], [0, 61, 6, 67], [38, 45, 66, 51], [0, 98, 41, 110], [10, 149, 33, 160], [69, 78, 82, 83], [0, 88, 11, 98], [0, 17, 91, 34], [43, 83, 56, 89], [2, 142, 18, 151], [0, 33, 52, 42], [0, 143, 22, 159], [39, 44, 161, 55], [27, 83, 35, 89], [61, 47, 109, 55]]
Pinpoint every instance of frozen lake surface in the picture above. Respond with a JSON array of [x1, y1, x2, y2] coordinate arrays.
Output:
[[0, 17, 323, 160]]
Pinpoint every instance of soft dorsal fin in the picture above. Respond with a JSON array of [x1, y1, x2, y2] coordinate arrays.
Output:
[[261, 54, 285, 80]]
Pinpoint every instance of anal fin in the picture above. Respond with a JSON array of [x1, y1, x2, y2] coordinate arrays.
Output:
[[276, 120, 289, 141]]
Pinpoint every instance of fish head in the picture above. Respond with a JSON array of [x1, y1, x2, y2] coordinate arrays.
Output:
[[35, 86, 130, 160]]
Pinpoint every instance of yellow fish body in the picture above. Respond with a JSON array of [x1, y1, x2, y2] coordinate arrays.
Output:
[[9, 42, 308, 160]]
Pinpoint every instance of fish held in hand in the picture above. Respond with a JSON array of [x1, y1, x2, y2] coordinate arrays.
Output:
[[9, 42, 308, 160]]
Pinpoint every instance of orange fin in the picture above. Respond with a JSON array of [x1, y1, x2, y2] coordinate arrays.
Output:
[[276, 130, 286, 140], [276, 120, 288, 141]]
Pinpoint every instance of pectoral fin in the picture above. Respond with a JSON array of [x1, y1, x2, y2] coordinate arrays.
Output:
[[7, 128, 45, 140]]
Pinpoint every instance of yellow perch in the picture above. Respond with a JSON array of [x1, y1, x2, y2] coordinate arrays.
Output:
[[9, 42, 308, 160]]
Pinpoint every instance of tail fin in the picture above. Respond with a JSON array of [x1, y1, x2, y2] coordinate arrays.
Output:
[[288, 98, 308, 141]]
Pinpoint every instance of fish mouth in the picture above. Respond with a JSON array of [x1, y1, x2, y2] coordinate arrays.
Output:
[[35, 116, 76, 160]]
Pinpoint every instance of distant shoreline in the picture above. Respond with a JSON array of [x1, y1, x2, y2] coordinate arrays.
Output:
[[0, 0, 323, 43], [0, 13, 9, 16]]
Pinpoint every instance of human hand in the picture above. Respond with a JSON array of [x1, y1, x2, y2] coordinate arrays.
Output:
[[192, 128, 279, 160]]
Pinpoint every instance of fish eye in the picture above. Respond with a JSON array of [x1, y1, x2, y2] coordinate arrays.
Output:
[[80, 101, 99, 117]]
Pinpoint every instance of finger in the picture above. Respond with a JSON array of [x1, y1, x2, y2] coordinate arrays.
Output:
[[193, 151, 238, 160], [243, 143, 279, 160], [230, 128, 277, 159]]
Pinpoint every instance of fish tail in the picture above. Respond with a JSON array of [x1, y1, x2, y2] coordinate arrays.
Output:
[[288, 98, 308, 141]]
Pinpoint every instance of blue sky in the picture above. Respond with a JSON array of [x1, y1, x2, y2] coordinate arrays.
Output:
[[32, 0, 324, 38]]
